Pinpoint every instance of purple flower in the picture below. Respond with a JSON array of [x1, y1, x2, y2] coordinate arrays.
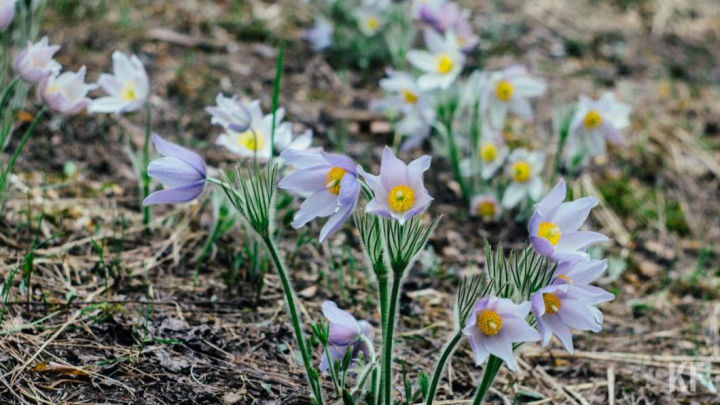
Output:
[[304, 16, 333, 51], [462, 296, 540, 371], [358, 146, 433, 224], [320, 301, 373, 373], [529, 180, 608, 262], [143, 134, 207, 205], [14, 36, 62, 84], [0, 0, 16, 31], [277, 149, 360, 242], [38, 66, 97, 115], [531, 260, 614, 353], [568, 92, 632, 157], [205, 93, 251, 133], [434, 3, 478, 51]]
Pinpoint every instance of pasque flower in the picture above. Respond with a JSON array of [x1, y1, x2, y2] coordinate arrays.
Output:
[[0, 0, 16, 31], [205, 93, 251, 133], [358, 146, 433, 224], [88, 51, 149, 114], [502, 148, 545, 209], [14, 36, 62, 84], [531, 260, 614, 353], [470, 193, 501, 221], [407, 29, 464, 90], [462, 296, 540, 371], [320, 301, 373, 373], [143, 134, 207, 205], [528, 180, 608, 262], [355, 7, 384, 36], [432, 2, 478, 51], [38, 66, 97, 115], [481, 65, 547, 129], [567, 92, 632, 157], [477, 126, 508, 180], [412, 0, 446, 25], [304, 16, 333, 51], [278, 149, 360, 242]]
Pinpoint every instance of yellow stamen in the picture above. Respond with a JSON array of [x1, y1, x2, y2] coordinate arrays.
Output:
[[387, 185, 415, 213], [121, 81, 137, 102], [583, 110, 602, 129], [401, 89, 419, 104], [325, 167, 347, 195], [436, 54, 454, 74], [480, 143, 498, 162], [365, 16, 379, 31], [511, 161, 531, 183], [543, 293, 562, 314], [557, 274, 573, 283], [538, 221, 562, 246], [237, 131, 264, 152], [495, 80, 514, 102], [476, 309, 503, 336], [477, 201, 496, 218]]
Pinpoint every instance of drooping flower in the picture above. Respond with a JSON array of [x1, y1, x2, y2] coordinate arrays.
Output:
[[462, 296, 540, 371], [528, 180, 608, 262], [320, 301, 373, 373], [407, 29, 464, 90], [502, 148, 545, 208], [567, 92, 632, 158], [470, 193, 501, 221], [531, 261, 614, 353], [358, 146, 433, 224], [143, 134, 207, 205], [481, 65, 547, 129], [88, 51, 150, 114], [215, 100, 310, 160], [13, 37, 62, 84], [205, 93, 251, 133], [304, 16, 333, 51], [277, 149, 360, 242], [0, 0, 16, 31], [38, 66, 97, 115]]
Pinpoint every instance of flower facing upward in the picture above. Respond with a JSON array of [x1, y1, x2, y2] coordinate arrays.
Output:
[[356, 8, 384, 36], [304, 16, 333, 51], [358, 147, 433, 224], [89, 51, 149, 114], [481, 65, 547, 129], [320, 301, 373, 373], [143, 134, 207, 205], [568, 92, 632, 157], [470, 193, 501, 221], [528, 180, 608, 262], [14, 37, 62, 84], [502, 148, 545, 209], [278, 149, 360, 242], [205, 93, 251, 134], [407, 29, 464, 90], [38, 66, 97, 115], [531, 261, 614, 353], [478, 127, 509, 180], [462, 296, 540, 371], [0, 0, 16, 31]]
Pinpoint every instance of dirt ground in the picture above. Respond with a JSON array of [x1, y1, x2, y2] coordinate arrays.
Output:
[[1, 0, 720, 404]]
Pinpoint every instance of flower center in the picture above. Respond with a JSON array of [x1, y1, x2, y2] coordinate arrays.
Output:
[[387, 185, 415, 213], [557, 274, 573, 283], [237, 130, 264, 152], [476, 309, 503, 336], [495, 80, 514, 102], [583, 110, 602, 129], [436, 54, 454, 74], [538, 221, 562, 246], [480, 143, 498, 162], [365, 16, 379, 31], [511, 161, 531, 183], [543, 293, 562, 314], [121, 81, 137, 102], [401, 88, 419, 104], [477, 201, 496, 218], [325, 167, 347, 195]]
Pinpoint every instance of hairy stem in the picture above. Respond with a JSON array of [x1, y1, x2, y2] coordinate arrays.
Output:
[[425, 331, 463, 404], [376, 275, 389, 405], [381, 274, 402, 405], [142, 101, 152, 227], [472, 355, 503, 405]]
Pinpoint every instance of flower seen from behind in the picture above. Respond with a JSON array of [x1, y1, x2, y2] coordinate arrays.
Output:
[[143, 134, 207, 205], [14, 37, 62, 84], [320, 301, 373, 373]]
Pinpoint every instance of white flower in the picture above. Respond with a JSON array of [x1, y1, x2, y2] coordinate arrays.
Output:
[[355, 8, 384, 36], [407, 29, 464, 90], [13, 36, 61, 84], [470, 193, 501, 221], [502, 148, 545, 208], [38, 66, 97, 115], [216, 100, 311, 160], [481, 65, 546, 129], [205, 93, 251, 133], [88, 51, 149, 114], [567, 92, 632, 158]]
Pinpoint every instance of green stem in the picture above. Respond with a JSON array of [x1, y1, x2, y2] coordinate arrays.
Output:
[[376, 275, 389, 405], [425, 331, 463, 404], [381, 274, 402, 405], [142, 101, 152, 227], [262, 235, 325, 404], [0, 107, 46, 201], [471, 355, 503, 405]]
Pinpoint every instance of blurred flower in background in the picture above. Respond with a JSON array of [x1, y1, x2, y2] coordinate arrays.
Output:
[[407, 29, 464, 90], [502, 148, 545, 208], [89, 51, 149, 114], [470, 193, 501, 221], [0, 0, 16, 31], [481, 65, 547, 129], [567, 92, 632, 158], [205, 93, 251, 133], [304, 16, 333, 51], [38, 66, 96, 115], [14, 36, 62, 83]]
